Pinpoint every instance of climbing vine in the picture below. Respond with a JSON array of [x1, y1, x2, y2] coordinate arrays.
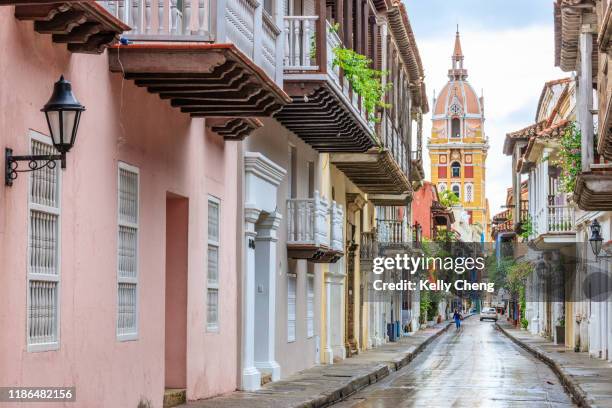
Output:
[[552, 122, 581, 193], [332, 30, 391, 123]]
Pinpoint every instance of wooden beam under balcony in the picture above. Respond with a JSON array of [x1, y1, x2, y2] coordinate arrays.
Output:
[[12, 2, 129, 53], [207, 117, 263, 141], [575, 171, 612, 210], [331, 150, 411, 194], [274, 82, 376, 152], [108, 44, 291, 118]]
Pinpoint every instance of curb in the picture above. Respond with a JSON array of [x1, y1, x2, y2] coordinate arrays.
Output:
[[495, 322, 593, 408], [297, 321, 453, 408]]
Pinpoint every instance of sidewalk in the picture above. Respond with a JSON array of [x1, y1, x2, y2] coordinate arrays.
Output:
[[180, 321, 453, 408], [497, 320, 612, 408]]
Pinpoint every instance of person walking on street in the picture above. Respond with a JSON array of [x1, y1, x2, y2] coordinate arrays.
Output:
[[453, 309, 462, 330]]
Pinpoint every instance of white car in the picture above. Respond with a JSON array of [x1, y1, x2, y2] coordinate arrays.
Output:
[[480, 307, 498, 321]]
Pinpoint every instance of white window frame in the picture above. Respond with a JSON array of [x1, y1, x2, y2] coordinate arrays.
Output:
[[116, 162, 140, 341], [451, 183, 461, 199], [207, 195, 220, 332], [306, 274, 314, 338], [287, 274, 297, 342], [27, 131, 61, 352]]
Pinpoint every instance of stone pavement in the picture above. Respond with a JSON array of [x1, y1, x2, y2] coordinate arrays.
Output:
[[180, 321, 453, 408], [497, 320, 612, 408]]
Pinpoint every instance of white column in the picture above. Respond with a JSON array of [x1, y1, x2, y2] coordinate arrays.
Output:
[[579, 27, 594, 172], [254, 211, 282, 380], [242, 207, 262, 391], [323, 274, 334, 364]]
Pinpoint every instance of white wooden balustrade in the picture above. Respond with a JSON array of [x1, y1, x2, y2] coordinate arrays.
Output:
[[283, 16, 369, 123], [284, 15, 319, 70], [101, 0, 210, 38], [100, 0, 282, 81], [329, 201, 344, 253], [531, 204, 575, 239], [377, 219, 407, 244], [287, 191, 330, 248], [360, 231, 379, 261]]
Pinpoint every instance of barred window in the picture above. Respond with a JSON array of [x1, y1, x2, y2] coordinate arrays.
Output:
[[287, 275, 297, 342], [117, 163, 139, 340], [207, 197, 220, 331], [28, 136, 61, 351], [307, 274, 314, 338]]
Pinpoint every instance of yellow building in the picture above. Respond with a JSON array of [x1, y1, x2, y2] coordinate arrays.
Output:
[[428, 30, 490, 240]]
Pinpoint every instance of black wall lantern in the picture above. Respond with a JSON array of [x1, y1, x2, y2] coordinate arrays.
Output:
[[589, 219, 607, 258], [5, 75, 85, 186]]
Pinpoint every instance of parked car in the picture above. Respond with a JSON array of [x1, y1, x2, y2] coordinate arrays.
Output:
[[480, 307, 498, 321]]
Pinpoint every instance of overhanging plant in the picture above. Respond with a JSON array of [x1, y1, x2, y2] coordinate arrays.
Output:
[[552, 122, 581, 193], [331, 33, 391, 123]]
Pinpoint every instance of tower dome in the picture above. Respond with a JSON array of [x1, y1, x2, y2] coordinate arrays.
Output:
[[433, 29, 483, 117]]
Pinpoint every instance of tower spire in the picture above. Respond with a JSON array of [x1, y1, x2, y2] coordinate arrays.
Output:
[[449, 27, 467, 80], [453, 25, 463, 58]]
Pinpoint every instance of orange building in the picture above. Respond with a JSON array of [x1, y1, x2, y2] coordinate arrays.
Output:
[[428, 29, 490, 240]]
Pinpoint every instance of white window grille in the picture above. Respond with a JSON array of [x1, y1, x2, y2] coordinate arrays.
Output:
[[438, 183, 447, 193], [207, 196, 220, 331], [307, 274, 314, 338], [28, 135, 61, 352], [117, 163, 139, 340], [465, 183, 474, 202], [287, 274, 297, 342]]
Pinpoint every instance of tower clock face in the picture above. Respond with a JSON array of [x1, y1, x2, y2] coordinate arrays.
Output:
[[449, 103, 462, 115]]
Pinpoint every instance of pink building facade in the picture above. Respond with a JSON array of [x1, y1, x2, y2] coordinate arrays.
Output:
[[0, 6, 262, 407]]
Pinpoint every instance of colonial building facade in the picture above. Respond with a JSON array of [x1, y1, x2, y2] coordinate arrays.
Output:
[[0, 0, 427, 406]]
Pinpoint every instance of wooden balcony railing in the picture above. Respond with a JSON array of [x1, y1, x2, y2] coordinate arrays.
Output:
[[383, 118, 409, 177], [284, 15, 319, 70], [101, 0, 212, 39], [519, 200, 529, 224], [283, 16, 372, 129], [531, 204, 575, 239], [101, 0, 281, 81], [377, 219, 407, 244], [287, 191, 329, 248], [360, 230, 379, 261], [287, 191, 344, 262], [329, 201, 344, 254]]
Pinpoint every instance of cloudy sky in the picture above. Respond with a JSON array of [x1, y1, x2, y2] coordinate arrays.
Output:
[[404, 0, 565, 216]]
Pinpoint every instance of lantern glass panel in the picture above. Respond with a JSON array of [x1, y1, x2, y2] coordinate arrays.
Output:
[[590, 238, 602, 257], [45, 110, 61, 146], [62, 110, 76, 147]]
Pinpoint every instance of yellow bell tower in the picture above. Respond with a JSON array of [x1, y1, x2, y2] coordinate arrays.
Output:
[[428, 29, 490, 240]]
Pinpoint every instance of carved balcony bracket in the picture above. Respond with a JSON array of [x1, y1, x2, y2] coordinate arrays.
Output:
[[12, 2, 129, 53]]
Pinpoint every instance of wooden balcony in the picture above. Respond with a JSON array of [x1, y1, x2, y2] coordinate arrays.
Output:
[[360, 230, 379, 262], [8, 1, 129, 53], [274, 16, 377, 152], [286, 191, 343, 263], [530, 204, 576, 250], [330, 118, 411, 194], [376, 218, 414, 255], [104, 0, 290, 124], [575, 166, 612, 210]]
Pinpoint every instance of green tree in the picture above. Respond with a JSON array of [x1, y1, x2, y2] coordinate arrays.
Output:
[[439, 189, 460, 208]]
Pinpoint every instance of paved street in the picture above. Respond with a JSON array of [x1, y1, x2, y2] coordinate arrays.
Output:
[[334, 318, 576, 408]]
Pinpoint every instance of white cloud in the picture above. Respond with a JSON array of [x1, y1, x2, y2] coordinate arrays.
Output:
[[419, 24, 565, 217]]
